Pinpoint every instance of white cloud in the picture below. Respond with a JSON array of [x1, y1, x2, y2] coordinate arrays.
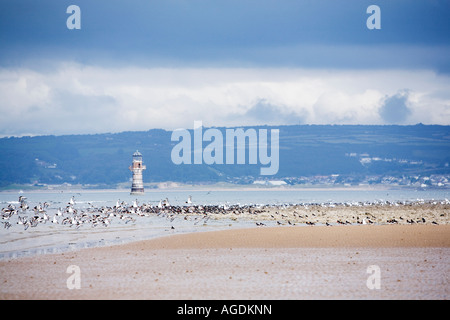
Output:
[[0, 64, 449, 136]]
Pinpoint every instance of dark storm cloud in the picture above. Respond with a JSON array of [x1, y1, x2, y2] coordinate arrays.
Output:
[[1, 1, 450, 136], [0, 0, 449, 71]]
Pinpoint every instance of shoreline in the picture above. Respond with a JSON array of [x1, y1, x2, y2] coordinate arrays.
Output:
[[1, 200, 449, 261], [0, 184, 437, 194], [1, 197, 449, 299], [1, 224, 449, 299]]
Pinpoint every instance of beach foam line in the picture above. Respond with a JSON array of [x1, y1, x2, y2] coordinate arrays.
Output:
[[106, 224, 450, 251]]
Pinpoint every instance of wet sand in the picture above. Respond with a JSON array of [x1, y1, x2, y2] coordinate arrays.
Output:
[[218, 201, 450, 226], [1, 224, 449, 300]]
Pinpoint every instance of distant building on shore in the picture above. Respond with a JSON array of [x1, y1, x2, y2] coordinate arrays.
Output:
[[129, 150, 146, 195]]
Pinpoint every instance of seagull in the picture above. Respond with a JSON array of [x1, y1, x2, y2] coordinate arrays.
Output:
[[18, 196, 28, 209], [69, 196, 75, 205], [186, 195, 192, 204], [2, 221, 11, 229], [164, 198, 170, 207], [20, 202, 28, 211], [17, 216, 25, 225]]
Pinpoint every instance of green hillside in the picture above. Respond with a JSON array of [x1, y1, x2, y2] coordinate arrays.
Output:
[[0, 124, 449, 188]]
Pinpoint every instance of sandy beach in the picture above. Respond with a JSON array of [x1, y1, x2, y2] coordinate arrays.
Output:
[[1, 224, 449, 300]]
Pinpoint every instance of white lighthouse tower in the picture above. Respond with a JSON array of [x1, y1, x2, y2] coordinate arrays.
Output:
[[129, 150, 146, 195]]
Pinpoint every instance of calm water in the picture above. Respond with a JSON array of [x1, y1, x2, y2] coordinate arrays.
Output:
[[0, 188, 448, 259]]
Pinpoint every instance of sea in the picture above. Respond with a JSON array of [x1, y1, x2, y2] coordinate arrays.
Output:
[[1, 187, 449, 260]]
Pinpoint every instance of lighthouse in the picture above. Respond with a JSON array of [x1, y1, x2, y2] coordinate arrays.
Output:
[[129, 150, 146, 195]]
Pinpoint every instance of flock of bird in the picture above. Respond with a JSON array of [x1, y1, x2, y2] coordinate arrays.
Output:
[[1, 195, 448, 230], [0, 195, 245, 231], [1, 196, 114, 230]]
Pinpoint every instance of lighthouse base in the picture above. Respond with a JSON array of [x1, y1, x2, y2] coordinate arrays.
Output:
[[130, 188, 145, 195]]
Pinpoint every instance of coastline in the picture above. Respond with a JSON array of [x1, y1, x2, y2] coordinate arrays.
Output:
[[0, 183, 423, 194], [1, 224, 449, 299]]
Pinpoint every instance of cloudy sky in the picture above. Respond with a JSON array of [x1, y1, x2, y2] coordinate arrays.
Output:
[[1, 0, 449, 136]]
